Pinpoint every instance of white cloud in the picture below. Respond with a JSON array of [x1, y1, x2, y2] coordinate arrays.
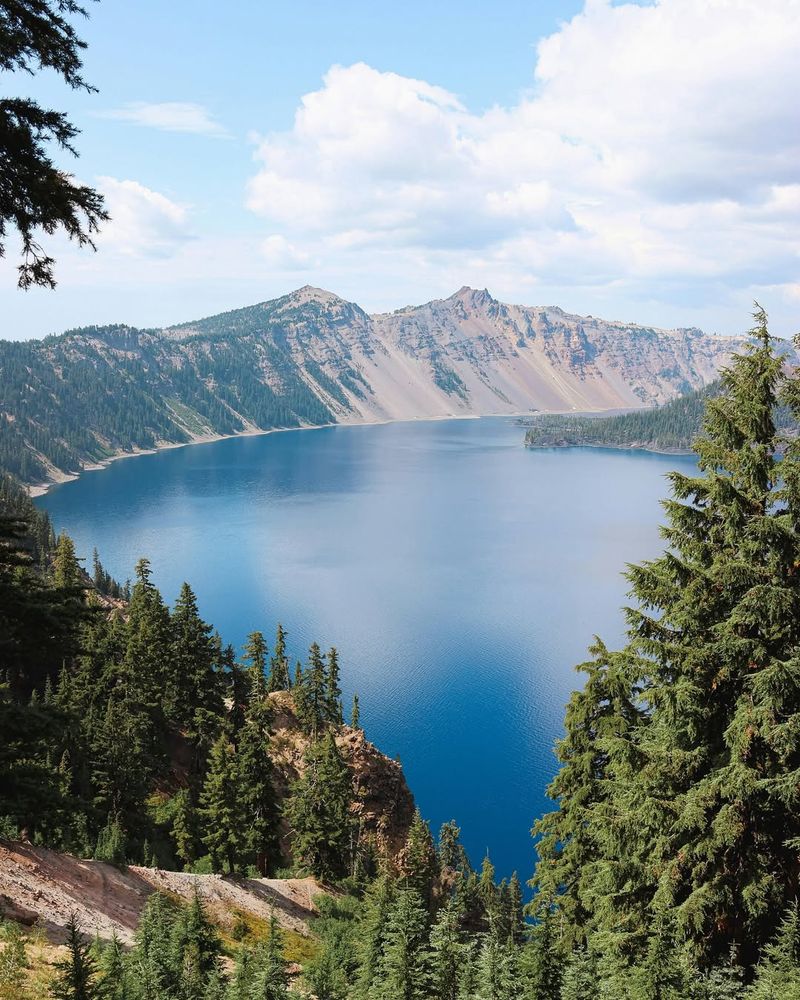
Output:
[[96, 177, 193, 257], [98, 102, 228, 137], [244, 0, 800, 332]]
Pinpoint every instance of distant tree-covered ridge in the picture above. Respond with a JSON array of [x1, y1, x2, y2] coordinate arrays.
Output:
[[524, 378, 796, 453], [0, 286, 748, 488]]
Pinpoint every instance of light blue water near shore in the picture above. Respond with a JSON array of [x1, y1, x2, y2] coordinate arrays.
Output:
[[38, 417, 695, 881]]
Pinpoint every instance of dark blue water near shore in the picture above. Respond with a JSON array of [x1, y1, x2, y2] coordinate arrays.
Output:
[[38, 418, 695, 881]]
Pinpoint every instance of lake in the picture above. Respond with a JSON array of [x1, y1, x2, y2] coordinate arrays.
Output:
[[38, 417, 695, 882]]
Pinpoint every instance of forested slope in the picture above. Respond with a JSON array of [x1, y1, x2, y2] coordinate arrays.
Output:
[[0, 285, 742, 488]]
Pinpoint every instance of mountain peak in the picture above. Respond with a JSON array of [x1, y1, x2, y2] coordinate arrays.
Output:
[[284, 285, 349, 307], [446, 286, 497, 308]]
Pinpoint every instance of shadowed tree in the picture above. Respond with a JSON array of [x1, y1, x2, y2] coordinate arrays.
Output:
[[0, 0, 108, 288]]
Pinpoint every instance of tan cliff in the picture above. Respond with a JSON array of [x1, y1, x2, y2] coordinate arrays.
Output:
[[2, 285, 747, 489]]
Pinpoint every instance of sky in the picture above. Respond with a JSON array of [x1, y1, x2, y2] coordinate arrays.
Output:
[[1, 0, 799, 340]]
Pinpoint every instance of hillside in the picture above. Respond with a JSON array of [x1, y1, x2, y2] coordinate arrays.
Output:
[[0, 841, 325, 946], [523, 379, 797, 453], [0, 285, 743, 488]]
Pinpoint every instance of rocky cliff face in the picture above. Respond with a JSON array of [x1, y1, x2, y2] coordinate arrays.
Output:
[[0, 285, 745, 486]]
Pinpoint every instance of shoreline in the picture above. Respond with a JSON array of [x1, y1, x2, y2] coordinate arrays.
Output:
[[26, 410, 515, 499]]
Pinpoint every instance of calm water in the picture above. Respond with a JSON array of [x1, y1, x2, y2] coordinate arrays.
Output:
[[38, 418, 695, 881]]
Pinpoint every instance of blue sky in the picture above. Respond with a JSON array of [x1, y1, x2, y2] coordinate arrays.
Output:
[[2, 0, 799, 339]]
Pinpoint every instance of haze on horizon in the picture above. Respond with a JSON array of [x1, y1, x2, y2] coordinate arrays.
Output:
[[1, 0, 798, 341]]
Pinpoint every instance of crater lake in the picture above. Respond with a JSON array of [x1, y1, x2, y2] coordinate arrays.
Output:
[[38, 416, 696, 881]]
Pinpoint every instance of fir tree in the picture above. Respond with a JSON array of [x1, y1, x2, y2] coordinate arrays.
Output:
[[326, 647, 343, 724], [243, 631, 268, 701], [438, 820, 470, 874], [351, 693, 361, 731], [237, 708, 280, 876], [429, 898, 464, 1000], [560, 948, 597, 1000], [375, 888, 430, 1000], [285, 732, 352, 880], [250, 913, 288, 1000], [199, 733, 243, 873], [49, 912, 103, 1000], [269, 624, 291, 692], [403, 810, 438, 906], [520, 906, 562, 1000], [355, 874, 396, 1000], [747, 904, 800, 1000]]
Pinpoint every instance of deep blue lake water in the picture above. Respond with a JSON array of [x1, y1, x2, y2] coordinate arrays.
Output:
[[38, 417, 695, 882]]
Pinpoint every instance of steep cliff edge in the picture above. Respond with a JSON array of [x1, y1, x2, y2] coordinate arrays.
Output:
[[0, 285, 745, 488]]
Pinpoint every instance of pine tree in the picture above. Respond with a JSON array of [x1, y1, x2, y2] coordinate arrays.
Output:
[[244, 631, 268, 701], [269, 624, 291, 692], [295, 643, 328, 736], [250, 913, 288, 1000], [52, 533, 82, 591], [747, 904, 800, 1000], [476, 923, 520, 1000], [478, 855, 497, 926], [171, 887, 222, 998], [438, 820, 470, 874], [237, 708, 280, 876], [199, 733, 243, 873], [531, 640, 642, 947], [172, 788, 199, 868], [285, 732, 352, 880], [355, 873, 396, 1000], [49, 912, 103, 1000], [374, 888, 430, 1000], [560, 948, 597, 1000], [351, 693, 361, 731], [429, 898, 464, 1000], [326, 647, 343, 724], [520, 907, 562, 1000], [403, 810, 438, 906], [171, 583, 223, 791], [98, 931, 127, 1000]]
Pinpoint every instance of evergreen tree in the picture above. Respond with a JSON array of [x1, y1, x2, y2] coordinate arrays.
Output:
[[243, 631, 268, 701], [374, 888, 430, 1000], [98, 931, 127, 1000], [250, 913, 288, 1000], [237, 708, 280, 876], [268, 624, 291, 692], [172, 787, 199, 868], [747, 904, 800, 1000], [285, 732, 352, 880], [351, 693, 361, 731], [429, 898, 464, 1000], [199, 733, 243, 873], [53, 533, 82, 591], [326, 647, 343, 724], [476, 924, 520, 1000], [171, 887, 222, 998], [49, 912, 103, 1000], [438, 820, 470, 874], [403, 810, 438, 906], [478, 855, 497, 923], [355, 874, 396, 1000], [520, 907, 562, 1000], [171, 583, 221, 731], [560, 948, 597, 1000]]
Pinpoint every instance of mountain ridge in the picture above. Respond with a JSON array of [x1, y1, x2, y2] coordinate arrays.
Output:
[[0, 286, 746, 489]]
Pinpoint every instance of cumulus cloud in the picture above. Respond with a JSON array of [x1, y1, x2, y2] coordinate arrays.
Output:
[[98, 102, 228, 137], [245, 0, 800, 331], [96, 178, 193, 257]]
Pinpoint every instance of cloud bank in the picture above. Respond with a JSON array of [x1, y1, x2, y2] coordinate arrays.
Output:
[[245, 0, 800, 329]]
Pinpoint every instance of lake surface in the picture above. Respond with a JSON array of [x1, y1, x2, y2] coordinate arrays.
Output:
[[39, 418, 695, 881]]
